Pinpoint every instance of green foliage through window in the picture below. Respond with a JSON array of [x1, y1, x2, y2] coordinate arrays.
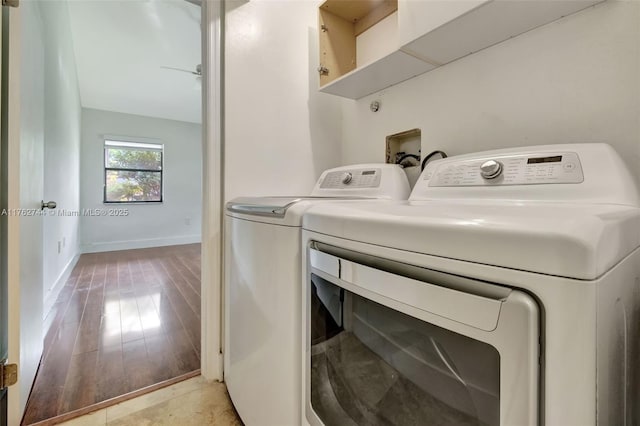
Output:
[[104, 140, 163, 203]]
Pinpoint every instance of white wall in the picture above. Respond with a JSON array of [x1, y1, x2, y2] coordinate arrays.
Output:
[[224, 0, 343, 201], [40, 1, 82, 315], [80, 108, 202, 252], [341, 1, 640, 186]]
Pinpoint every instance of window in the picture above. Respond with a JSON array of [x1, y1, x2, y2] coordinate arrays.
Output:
[[104, 139, 163, 203]]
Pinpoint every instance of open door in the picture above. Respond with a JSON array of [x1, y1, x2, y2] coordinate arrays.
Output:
[[0, 7, 6, 426], [2, 2, 47, 424], [0, 4, 13, 426]]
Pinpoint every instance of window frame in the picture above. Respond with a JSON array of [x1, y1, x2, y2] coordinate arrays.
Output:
[[103, 138, 165, 204]]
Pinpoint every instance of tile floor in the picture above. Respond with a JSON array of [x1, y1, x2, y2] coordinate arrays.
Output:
[[58, 376, 242, 426]]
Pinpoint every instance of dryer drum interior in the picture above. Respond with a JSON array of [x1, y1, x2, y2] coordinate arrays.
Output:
[[310, 274, 500, 426]]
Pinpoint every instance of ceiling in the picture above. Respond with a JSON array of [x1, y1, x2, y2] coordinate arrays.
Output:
[[68, 0, 202, 124]]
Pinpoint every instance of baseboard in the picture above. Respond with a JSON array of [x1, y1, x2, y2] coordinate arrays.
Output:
[[43, 253, 80, 320], [81, 234, 201, 254]]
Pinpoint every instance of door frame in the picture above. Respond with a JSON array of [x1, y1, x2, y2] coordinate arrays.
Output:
[[0, 1, 225, 422], [3, 4, 23, 425], [200, 0, 224, 381]]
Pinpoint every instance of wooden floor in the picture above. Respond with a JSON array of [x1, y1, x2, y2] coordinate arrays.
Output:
[[22, 244, 202, 425]]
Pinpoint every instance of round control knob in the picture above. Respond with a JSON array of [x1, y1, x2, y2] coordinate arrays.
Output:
[[480, 160, 503, 179], [341, 172, 353, 184]]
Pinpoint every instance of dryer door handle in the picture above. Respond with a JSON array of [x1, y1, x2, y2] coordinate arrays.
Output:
[[309, 247, 504, 332]]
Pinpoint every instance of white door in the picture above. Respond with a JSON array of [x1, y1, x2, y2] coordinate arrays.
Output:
[[0, 5, 6, 424], [3, 3, 45, 425]]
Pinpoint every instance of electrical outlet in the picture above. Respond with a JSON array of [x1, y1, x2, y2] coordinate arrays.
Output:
[[57, 241, 61, 254], [185, 217, 191, 226]]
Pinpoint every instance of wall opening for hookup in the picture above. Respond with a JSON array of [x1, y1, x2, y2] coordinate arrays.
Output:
[[386, 128, 421, 188]]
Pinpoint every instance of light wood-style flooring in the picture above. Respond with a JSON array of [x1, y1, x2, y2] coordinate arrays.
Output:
[[22, 244, 202, 425]]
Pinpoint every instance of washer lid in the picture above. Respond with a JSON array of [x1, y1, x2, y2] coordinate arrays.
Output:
[[226, 196, 368, 218], [302, 200, 640, 280], [227, 197, 307, 218]]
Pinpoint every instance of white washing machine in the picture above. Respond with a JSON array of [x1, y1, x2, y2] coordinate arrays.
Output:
[[301, 144, 640, 426], [224, 164, 410, 426]]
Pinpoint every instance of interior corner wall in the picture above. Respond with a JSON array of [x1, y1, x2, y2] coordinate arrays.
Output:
[[224, 0, 343, 201], [341, 1, 640, 185], [40, 0, 82, 314], [80, 108, 202, 253]]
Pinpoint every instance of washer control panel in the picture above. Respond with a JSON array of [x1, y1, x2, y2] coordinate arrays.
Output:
[[320, 168, 381, 189], [428, 152, 584, 187]]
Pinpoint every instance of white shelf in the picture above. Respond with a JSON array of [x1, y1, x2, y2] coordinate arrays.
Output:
[[319, 50, 436, 100], [319, 0, 603, 100]]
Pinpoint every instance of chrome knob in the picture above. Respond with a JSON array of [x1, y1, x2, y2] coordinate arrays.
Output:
[[341, 172, 353, 184], [480, 160, 503, 179], [41, 200, 57, 210]]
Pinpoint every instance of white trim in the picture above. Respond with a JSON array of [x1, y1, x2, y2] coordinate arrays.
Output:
[[101, 133, 163, 146], [104, 140, 163, 151], [43, 253, 80, 320], [200, 0, 224, 382], [81, 234, 201, 253]]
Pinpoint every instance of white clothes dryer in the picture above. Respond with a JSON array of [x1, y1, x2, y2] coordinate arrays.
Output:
[[224, 164, 410, 426], [301, 144, 640, 426]]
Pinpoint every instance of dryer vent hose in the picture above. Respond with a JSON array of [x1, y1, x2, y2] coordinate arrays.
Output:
[[421, 150, 448, 171]]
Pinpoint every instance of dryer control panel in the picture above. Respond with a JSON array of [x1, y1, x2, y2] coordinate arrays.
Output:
[[311, 163, 410, 200], [428, 152, 584, 187], [411, 143, 639, 206], [319, 168, 382, 189]]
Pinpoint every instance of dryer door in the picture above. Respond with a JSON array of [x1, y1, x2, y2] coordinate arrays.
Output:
[[304, 246, 539, 426]]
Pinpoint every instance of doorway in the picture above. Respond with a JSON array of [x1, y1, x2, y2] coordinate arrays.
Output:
[[5, 0, 206, 424]]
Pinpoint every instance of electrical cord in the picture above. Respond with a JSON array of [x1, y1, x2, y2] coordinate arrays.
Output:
[[421, 150, 448, 171]]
